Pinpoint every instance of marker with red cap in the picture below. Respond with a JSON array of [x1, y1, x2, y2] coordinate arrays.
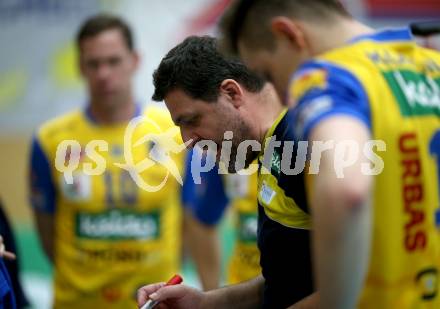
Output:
[[140, 274, 183, 309]]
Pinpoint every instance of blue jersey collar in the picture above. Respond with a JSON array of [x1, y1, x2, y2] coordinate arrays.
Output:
[[349, 27, 413, 44], [84, 103, 142, 125]]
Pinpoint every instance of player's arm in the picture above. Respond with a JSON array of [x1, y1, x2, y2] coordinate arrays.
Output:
[[29, 137, 56, 263], [182, 150, 228, 290], [203, 274, 264, 308], [137, 274, 264, 309], [309, 117, 372, 309], [35, 213, 55, 263], [290, 62, 373, 309], [184, 211, 221, 290]]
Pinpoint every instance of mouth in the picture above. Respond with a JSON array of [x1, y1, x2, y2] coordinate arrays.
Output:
[[97, 84, 116, 95], [100, 88, 116, 96]]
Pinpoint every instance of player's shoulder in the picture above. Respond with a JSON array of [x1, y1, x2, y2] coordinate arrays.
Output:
[[321, 40, 371, 64], [295, 40, 371, 80], [421, 46, 440, 65], [290, 29, 399, 92], [36, 109, 84, 142], [288, 56, 372, 140], [288, 56, 365, 106]]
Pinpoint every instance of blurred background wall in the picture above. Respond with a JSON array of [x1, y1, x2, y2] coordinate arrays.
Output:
[[0, 0, 439, 308]]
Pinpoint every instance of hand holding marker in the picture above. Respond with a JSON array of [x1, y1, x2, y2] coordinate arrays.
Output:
[[140, 274, 183, 309]]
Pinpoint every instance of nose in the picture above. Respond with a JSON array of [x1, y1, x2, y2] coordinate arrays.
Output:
[[96, 63, 111, 81]]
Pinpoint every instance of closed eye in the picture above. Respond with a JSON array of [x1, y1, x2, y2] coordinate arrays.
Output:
[[176, 114, 200, 127]]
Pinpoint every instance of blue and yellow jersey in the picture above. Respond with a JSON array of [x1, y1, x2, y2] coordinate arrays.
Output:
[[256, 109, 313, 309], [30, 105, 185, 308], [289, 28, 440, 308], [182, 149, 261, 284]]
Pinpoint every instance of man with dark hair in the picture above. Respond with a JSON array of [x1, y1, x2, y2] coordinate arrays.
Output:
[[138, 36, 317, 309], [151, 36, 267, 173], [76, 14, 134, 51], [30, 14, 187, 308], [217, 1, 440, 308], [152, 36, 265, 102]]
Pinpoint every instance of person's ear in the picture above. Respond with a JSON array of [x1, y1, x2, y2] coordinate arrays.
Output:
[[270, 17, 308, 51], [219, 79, 244, 108]]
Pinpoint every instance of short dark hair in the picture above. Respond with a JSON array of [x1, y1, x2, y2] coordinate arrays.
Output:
[[152, 36, 265, 102], [76, 14, 134, 51], [219, 0, 350, 55]]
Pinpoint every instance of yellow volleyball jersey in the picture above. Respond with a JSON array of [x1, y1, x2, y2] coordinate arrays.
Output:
[[289, 28, 440, 308], [257, 109, 311, 230], [35, 105, 185, 308], [223, 169, 261, 284]]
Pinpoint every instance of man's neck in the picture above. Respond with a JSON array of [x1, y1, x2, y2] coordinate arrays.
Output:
[[307, 18, 374, 56], [255, 85, 285, 146], [88, 97, 136, 125]]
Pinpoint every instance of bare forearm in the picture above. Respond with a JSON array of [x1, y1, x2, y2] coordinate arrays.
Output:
[[312, 170, 371, 309], [309, 116, 373, 309], [40, 232, 55, 264], [35, 212, 55, 263], [202, 275, 264, 309], [184, 210, 221, 290]]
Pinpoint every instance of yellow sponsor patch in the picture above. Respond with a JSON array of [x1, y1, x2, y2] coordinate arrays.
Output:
[[290, 69, 328, 102]]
